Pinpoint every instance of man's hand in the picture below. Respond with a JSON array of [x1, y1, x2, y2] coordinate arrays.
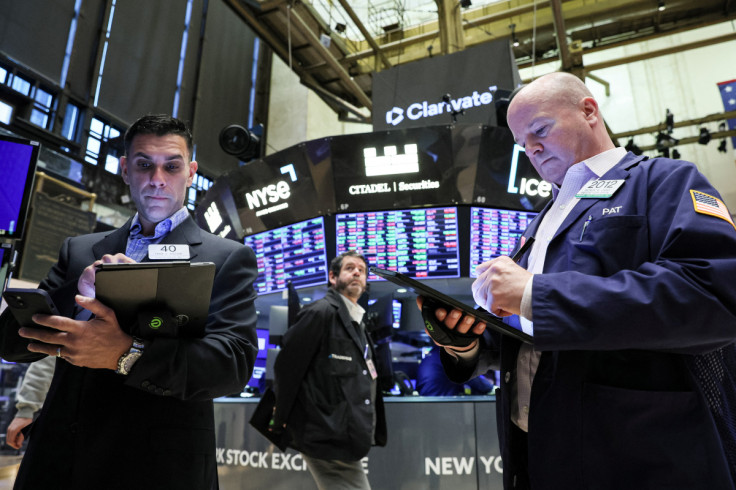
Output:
[[6, 417, 32, 449], [416, 296, 485, 352], [78, 253, 137, 298], [472, 256, 532, 317], [19, 295, 132, 371]]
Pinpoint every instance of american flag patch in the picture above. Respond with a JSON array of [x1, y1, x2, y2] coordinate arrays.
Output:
[[690, 190, 736, 230]]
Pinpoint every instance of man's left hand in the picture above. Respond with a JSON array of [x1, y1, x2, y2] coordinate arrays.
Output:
[[19, 295, 132, 371]]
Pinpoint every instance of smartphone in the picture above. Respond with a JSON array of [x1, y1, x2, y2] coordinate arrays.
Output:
[[2, 288, 60, 329]]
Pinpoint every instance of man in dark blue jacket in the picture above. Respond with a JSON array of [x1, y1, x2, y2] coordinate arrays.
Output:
[[429, 72, 736, 489], [272, 251, 387, 490]]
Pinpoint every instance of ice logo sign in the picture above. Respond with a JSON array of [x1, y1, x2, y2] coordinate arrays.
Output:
[[507, 145, 552, 198]]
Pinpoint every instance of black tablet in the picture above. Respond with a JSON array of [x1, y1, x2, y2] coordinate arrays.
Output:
[[370, 267, 533, 345], [95, 261, 215, 338]]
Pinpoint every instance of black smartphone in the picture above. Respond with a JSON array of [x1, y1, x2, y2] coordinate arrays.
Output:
[[2, 288, 60, 329]]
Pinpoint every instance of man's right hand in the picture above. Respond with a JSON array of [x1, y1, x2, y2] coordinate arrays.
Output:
[[6, 417, 32, 449], [77, 253, 137, 298]]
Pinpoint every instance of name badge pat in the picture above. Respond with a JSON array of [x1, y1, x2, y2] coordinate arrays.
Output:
[[148, 244, 190, 260], [575, 179, 625, 199]]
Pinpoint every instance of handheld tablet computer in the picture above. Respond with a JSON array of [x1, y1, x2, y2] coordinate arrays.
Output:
[[370, 267, 533, 346], [95, 261, 215, 338]]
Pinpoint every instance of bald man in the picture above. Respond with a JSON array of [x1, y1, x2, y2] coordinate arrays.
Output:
[[429, 73, 736, 489]]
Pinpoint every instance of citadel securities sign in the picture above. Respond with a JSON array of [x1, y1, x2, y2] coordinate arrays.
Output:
[[214, 398, 505, 489], [331, 127, 462, 212], [373, 40, 521, 131]]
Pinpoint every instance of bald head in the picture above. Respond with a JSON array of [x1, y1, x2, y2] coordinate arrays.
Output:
[[506, 72, 615, 185]]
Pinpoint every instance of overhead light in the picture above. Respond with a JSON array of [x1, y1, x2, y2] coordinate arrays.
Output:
[[718, 140, 728, 153], [656, 132, 678, 152], [625, 138, 642, 155], [698, 128, 711, 145], [460, 0, 472, 8], [658, 0, 665, 12], [665, 108, 674, 133], [509, 23, 519, 48], [335, 22, 346, 34], [672, 149, 681, 159]]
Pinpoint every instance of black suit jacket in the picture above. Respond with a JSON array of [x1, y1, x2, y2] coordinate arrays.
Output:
[[0, 216, 259, 490], [272, 288, 387, 461]]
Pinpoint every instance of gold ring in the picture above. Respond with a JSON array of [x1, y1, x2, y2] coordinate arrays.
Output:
[[56, 347, 62, 358]]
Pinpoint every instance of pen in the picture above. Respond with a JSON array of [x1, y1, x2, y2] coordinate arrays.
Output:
[[511, 236, 535, 263], [580, 215, 593, 241]]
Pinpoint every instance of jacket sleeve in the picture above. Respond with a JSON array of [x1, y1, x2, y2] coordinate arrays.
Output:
[[532, 160, 736, 354], [15, 356, 56, 418], [125, 243, 259, 401], [272, 304, 326, 428], [0, 237, 78, 363]]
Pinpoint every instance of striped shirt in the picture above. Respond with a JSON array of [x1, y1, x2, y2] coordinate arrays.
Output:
[[125, 207, 191, 262]]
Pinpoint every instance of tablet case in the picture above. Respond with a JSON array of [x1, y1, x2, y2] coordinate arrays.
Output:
[[370, 267, 533, 344], [95, 261, 215, 338]]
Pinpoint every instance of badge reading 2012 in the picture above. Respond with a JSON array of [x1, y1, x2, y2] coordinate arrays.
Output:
[[575, 179, 625, 199]]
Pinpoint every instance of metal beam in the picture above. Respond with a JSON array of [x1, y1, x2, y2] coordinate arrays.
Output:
[[550, 0, 573, 72], [612, 110, 736, 140], [435, 0, 465, 55], [280, 4, 373, 109], [225, 0, 373, 114], [585, 32, 736, 73], [344, 0, 553, 65], [637, 129, 736, 151], [335, 0, 392, 70]]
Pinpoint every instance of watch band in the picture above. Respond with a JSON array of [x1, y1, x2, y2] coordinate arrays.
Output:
[[116, 337, 145, 375]]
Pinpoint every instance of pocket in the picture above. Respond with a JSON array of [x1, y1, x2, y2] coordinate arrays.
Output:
[[326, 338, 359, 377], [573, 215, 648, 273], [581, 383, 715, 489]]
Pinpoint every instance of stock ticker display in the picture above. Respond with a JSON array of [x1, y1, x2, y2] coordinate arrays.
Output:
[[469, 207, 538, 277], [336, 207, 460, 280], [244, 217, 329, 294]]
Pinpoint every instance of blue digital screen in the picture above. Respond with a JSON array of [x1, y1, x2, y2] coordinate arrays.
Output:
[[244, 216, 328, 294], [336, 207, 460, 280], [469, 207, 538, 277], [0, 135, 39, 240]]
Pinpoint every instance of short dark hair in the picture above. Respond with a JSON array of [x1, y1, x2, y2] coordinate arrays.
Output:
[[124, 114, 194, 160], [329, 251, 369, 286]]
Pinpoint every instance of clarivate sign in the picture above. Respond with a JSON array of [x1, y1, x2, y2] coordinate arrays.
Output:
[[386, 86, 498, 126]]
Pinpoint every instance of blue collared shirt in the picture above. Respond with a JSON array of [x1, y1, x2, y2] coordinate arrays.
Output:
[[126, 207, 190, 262]]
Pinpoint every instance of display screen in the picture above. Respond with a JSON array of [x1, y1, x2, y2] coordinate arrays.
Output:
[[331, 127, 463, 212], [0, 135, 40, 240], [337, 207, 460, 279], [255, 328, 277, 360], [469, 206, 538, 277], [246, 358, 267, 390], [244, 216, 328, 294]]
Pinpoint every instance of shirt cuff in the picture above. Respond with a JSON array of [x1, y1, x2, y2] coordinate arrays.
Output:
[[520, 274, 534, 322]]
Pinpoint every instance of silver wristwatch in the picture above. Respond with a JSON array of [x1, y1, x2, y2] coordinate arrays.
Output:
[[116, 337, 145, 375]]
